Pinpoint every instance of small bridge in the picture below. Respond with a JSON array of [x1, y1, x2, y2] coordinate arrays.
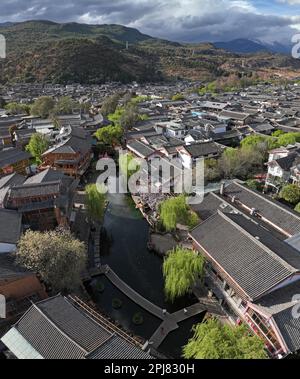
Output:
[[89, 265, 212, 349]]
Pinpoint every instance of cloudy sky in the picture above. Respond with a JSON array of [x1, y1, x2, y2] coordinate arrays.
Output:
[[1, 0, 300, 43]]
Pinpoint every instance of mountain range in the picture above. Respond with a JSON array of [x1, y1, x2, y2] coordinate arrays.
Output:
[[214, 38, 291, 55], [0, 20, 298, 85]]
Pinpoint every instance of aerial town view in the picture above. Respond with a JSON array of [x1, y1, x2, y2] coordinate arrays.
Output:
[[1, 0, 300, 369]]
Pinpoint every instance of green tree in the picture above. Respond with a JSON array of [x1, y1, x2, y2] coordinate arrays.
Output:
[[85, 184, 106, 223], [199, 82, 217, 95], [295, 203, 300, 214], [218, 146, 264, 180], [159, 195, 199, 231], [80, 101, 92, 114], [52, 96, 78, 115], [280, 184, 300, 205], [26, 133, 49, 164], [241, 135, 268, 149], [183, 318, 268, 359], [108, 107, 125, 126], [16, 229, 86, 292], [108, 104, 141, 131], [272, 130, 285, 138], [94, 125, 123, 146], [131, 95, 150, 104], [205, 158, 221, 183], [246, 179, 263, 192], [163, 248, 205, 302], [277, 133, 297, 147], [31, 96, 55, 118], [101, 93, 121, 116], [119, 153, 140, 178], [119, 105, 141, 131], [171, 93, 185, 101], [5, 102, 30, 115]]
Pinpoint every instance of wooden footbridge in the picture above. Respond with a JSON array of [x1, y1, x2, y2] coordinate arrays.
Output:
[[85, 265, 223, 349]]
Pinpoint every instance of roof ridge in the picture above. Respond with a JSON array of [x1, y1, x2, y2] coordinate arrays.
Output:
[[232, 180, 300, 221], [32, 297, 88, 355], [12, 180, 61, 189], [217, 210, 298, 274]]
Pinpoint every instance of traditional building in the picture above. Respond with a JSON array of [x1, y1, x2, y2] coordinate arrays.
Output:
[[127, 140, 161, 160], [266, 146, 300, 190], [1, 295, 152, 359], [40, 127, 93, 178], [0, 148, 31, 177], [0, 209, 22, 253], [220, 180, 300, 238], [0, 253, 47, 322], [3, 169, 78, 231], [177, 142, 222, 169], [190, 189, 300, 358]]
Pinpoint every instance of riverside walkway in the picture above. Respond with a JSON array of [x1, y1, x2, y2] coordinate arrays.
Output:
[[93, 265, 209, 349]]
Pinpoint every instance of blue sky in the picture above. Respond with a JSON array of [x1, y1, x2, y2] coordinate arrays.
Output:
[[0, 0, 300, 43], [253, 0, 300, 15]]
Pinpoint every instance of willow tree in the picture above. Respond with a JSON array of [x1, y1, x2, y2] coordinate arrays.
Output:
[[163, 248, 205, 302], [119, 153, 140, 178], [183, 318, 268, 359], [85, 184, 106, 223], [159, 195, 199, 231]]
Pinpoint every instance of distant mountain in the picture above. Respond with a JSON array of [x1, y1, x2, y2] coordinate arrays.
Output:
[[0, 21, 299, 84], [0, 22, 14, 28], [214, 38, 290, 55]]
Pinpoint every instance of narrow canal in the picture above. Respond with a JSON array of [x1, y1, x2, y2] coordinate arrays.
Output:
[[88, 190, 203, 358]]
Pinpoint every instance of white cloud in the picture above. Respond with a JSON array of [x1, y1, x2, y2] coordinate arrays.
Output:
[[0, 0, 299, 44]]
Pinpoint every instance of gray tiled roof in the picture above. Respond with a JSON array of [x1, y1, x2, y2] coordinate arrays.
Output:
[[15, 304, 87, 359], [43, 135, 92, 156], [273, 309, 300, 353], [255, 281, 300, 353], [223, 181, 300, 236], [219, 110, 250, 120], [8, 182, 61, 199], [36, 296, 111, 353], [0, 253, 30, 281], [191, 192, 234, 220], [0, 209, 22, 244], [9, 295, 152, 359], [24, 169, 65, 185], [0, 148, 31, 168], [127, 140, 156, 158], [190, 211, 298, 300], [88, 335, 152, 359], [0, 173, 25, 189], [183, 142, 221, 158]]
